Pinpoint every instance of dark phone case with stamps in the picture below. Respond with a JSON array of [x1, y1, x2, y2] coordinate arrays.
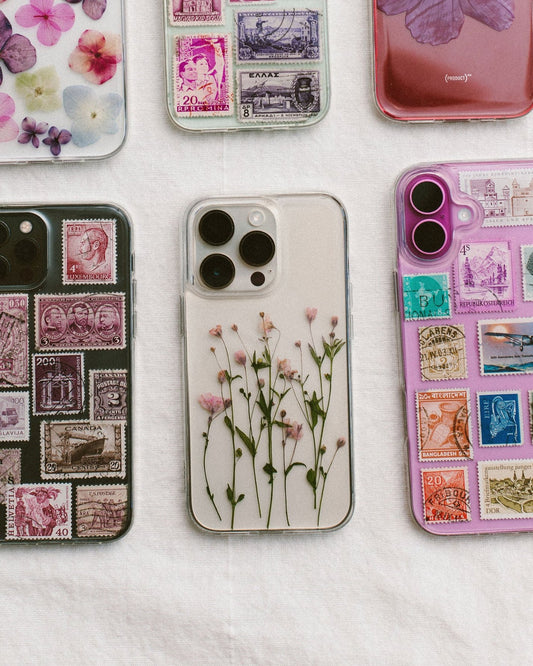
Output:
[[164, 0, 330, 131], [0, 205, 132, 543], [396, 160, 533, 535]]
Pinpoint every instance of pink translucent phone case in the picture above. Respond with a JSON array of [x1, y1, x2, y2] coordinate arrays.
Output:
[[373, 1, 533, 121], [397, 160, 533, 535]]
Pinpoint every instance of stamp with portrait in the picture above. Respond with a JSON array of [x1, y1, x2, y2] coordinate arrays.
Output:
[[41, 421, 125, 479], [36, 293, 126, 351], [422, 467, 470, 523], [478, 318, 533, 375], [479, 459, 533, 519], [478, 391, 523, 447], [0, 449, 20, 504], [0, 295, 28, 387], [76, 484, 128, 538], [419, 324, 467, 381], [33, 353, 84, 416], [90, 370, 127, 422], [169, 0, 223, 25], [521, 245, 533, 301], [5, 483, 71, 540], [402, 273, 450, 321], [63, 220, 116, 285], [0, 393, 29, 441], [416, 389, 471, 461]]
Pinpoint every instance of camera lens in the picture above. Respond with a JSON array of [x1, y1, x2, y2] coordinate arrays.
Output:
[[410, 180, 445, 214], [198, 210, 234, 246], [0, 257, 9, 280], [239, 231, 275, 267], [14, 239, 38, 264], [199, 254, 235, 289], [251, 271, 265, 287], [0, 222, 9, 247], [412, 220, 447, 255]]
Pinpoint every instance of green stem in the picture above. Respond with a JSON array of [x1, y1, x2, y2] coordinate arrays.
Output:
[[203, 420, 221, 521], [317, 448, 338, 527], [283, 440, 289, 526]]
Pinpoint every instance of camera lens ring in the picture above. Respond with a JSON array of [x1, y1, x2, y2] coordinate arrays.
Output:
[[410, 179, 445, 215], [199, 253, 235, 290], [0, 256, 10, 280], [239, 231, 275, 267], [198, 210, 235, 246], [0, 222, 10, 248], [14, 238, 38, 264], [412, 219, 448, 256]]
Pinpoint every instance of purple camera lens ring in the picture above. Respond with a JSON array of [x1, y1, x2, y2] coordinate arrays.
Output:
[[411, 218, 448, 256], [409, 178, 445, 215]]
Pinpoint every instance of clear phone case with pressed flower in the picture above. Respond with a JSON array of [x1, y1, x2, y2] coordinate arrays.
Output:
[[0, 0, 125, 162], [183, 194, 354, 532]]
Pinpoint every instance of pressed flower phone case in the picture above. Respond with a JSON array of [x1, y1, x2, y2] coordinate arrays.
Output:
[[0, 204, 133, 543], [373, 1, 533, 121], [183, 194, 353, 532], [396, 159, 533, 535], [0, 0, 125, 162], [164, 0, 330, 131]]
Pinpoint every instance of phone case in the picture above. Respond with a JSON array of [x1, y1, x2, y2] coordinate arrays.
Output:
[[164, 1, 330, 132], [395, 159, 533, 535], [183, 194, 353, 532], [373, 1, 533, 121], [0, 204, 133, 543], [0, 0, 125, 162]]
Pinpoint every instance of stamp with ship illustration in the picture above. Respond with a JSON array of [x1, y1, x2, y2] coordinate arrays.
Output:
[[76, 484, 128, 538], [62, 220, 117, 285], [421, 467, 470, 524], [478, 459, 533, 519], [5, 483, 72, 540], [418, 324, 467, 381], [416, 389, 471, 461], [32, 353, 84, 416]]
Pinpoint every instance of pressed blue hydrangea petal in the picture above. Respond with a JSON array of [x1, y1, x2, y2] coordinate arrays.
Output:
[[71, 120, 101, 147], [63, 85, 94, 119]]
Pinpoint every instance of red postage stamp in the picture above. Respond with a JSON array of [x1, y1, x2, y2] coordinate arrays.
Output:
[[76, 484, 128, 538], [416, 389, 471, 461], [422, 467, 470, 523], [5, 483, 71, 540], [63, 220, 116, 285]]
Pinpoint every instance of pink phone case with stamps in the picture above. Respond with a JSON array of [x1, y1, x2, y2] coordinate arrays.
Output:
[[397, 160, 533, 535]]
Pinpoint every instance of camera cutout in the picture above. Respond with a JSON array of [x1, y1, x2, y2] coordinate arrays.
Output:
[[199, 253, 235, 289], [0, 212, 47, 288], [410, 179, 445, 214], [199, 209, 235, 246], [412, 219, 447, 255], [239, 231, 275, 267]]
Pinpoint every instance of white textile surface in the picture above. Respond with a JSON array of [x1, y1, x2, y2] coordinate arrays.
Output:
[[2, 1, 533, 664]]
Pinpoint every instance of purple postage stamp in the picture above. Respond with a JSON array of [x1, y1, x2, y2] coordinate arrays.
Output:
[[236, 10, 320, 61], [6, 483, 71, 540], [0, 393, 29, 441], [33, 353, 84, 416], [0, 295, 28, 387], [90, 370, 127, 422], [454, 241, 514, 313], [76, 484, 128, 538], [174, 35, 232, 116], [36, 293, 125, 351], [41, 421, 125, 479], [0, 448, 21, 504], [170, 0, 223, 25], [238, 70, 320, 121], [63, 220, 116, 285]]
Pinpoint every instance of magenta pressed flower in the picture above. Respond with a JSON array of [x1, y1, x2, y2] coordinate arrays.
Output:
[[18, 116, 48, 147], [0, 92, 17, 142], [68, 30, 122, 85], [43, 125, 71, 156], [199, 393, 228, 417], [64, 0, 107, 21], [209, 324, 222, 337], [0, 11, 36, 85], [16, 0, 75, 47]]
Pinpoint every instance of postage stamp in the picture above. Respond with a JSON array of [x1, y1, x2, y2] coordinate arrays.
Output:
[[521, 245, 533, 301], [478, 318, 533, 375], [5, 483, 71, 540], [479, 459, 533, 519], [478, 391, 523, 447], [454, 241, 514, 313], [402, 273, 450, 321], [63, 220, 116, 285], [0, 449, 20, 504], [174, 35, 232, 116], [41, 421, 125, 479], [90, 370, 127, 422], [419, 324, 467, 381], [36, 293, 126, 351], [76, 484, 128, 538], [459, 168, 533, 227], [238, 71, 320, 121], [422, 467, 470, 523], [236, 10, 320, 61], [0, 295, 28, 387], [416, 389, 471, 461], [0, 393, 29, 441], [33, 353, 84, 416], [169, 0, 223, 25]]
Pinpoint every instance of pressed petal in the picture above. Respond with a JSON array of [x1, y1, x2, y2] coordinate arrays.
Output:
[[0, 11, 12, 48], [57, 129, 71, 144], [36, 19, 61, 46], [63, 85, 94, 119], [17, 131, 32, 144], [70, 120, 100, 146], [0, 92, 15, 118], [0, 33, 37, 73], [20, 116, 35, 132], [15, 5, 42, 28], [405, 0, 465, 45], [0, 116, 18, 142], [68, 47, 92, 75], [82, 0, 107, 20], [49, 3, 75, 31], [35, 0, 55, 12], [31, 133, 39, 147], [35, 120, 48, 133], [461, 0, 514, 31], [78, 29, 106, 53], [377, 0, 419, 14]]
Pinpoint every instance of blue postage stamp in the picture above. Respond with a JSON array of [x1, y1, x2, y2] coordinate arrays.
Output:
[[236, 10, 321, 61], [402, 273, 450, 320], [478, 391, 523, 446]]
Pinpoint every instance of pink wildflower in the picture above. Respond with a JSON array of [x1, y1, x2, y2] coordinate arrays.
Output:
[[209, 324, 222, 337], [331, 316, 338, 328], [68, 30, 122, 85], [234, 350, 246, 366], [231, 324, 238, 332], [259, 312, 275, 338], [284, 419, 304, 441], [198, 393, 228, 416], [16, 0, 75, 47], [278, 358, 298, 380], [337, 437, 346, 448], [217, 370, 226, 384], [306, 307, 318, 323]]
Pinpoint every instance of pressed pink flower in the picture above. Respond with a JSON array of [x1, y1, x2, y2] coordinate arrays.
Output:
[[199, 393, 227, 416], [257, 378, 265, 389], [259, 312, 274, 338], [0, 93, 18, 143], [217, 370, 226, 384], [336, 437, 346, 448], [306, 307, 318, 323], [16, 0, 75, 47], [278, 358, 297, 380], [231, 323, 238, 332], [331, 316, 338, 328], [284, 419, 303, 441], [69, 30, 122, 85], [234, 350, 246, 366], [209, 324, 222, 337], [294, 340, 301, 348]]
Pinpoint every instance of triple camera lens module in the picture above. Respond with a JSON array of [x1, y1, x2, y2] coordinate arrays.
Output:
[[408, 179, 449, 258], [0, 213, 47, 287]]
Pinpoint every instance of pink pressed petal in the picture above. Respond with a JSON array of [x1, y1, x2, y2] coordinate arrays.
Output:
[[36, 18, 60, 45], [0, 92, 15, 118], [68, 49, 91, 73], [100, 33, 122, 62], [85, 61, 116, 84], [15, 4, 42, 28], [78, 29, 105, 53], [49, 3, 75, 31], [34, 0, 54, 12], [0, 117, 18, 143]]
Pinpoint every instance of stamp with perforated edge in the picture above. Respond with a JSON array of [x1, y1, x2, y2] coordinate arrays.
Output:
[[402, 273, 450, 321], [0, 449, 20, 504], [422, 467, 470, 524], [479, 459, 533, 519], [521, 245, 533, 301], [76, 484, 128, 538], [479, 318, 533, 376], [0, 295, 28, 387], [63, 220, 116, 285], [90, 370, 127, 422], [169, 0, 223, 25], [419, 324, 467, 381], [33, 353, 84, 417], [478, 391, 523, 447], [5, 483, 72, 540], [0, 392, 29, 441], [416, 389, 471, 461]]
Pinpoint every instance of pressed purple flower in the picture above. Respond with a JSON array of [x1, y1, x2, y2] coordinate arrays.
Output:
[[18, 116, 48, 148], [0, 11, 36, 86], [43, 125, 71, 156], [64, 0, 107, 21]]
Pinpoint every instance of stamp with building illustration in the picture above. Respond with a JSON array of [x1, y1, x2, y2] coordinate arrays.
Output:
[[76, 484, 128, 538], [63, 220, 116, 285], [236, 10, 321, 61], [479, 459, 533, 519], [0, 295, 28, 387], [5, 483, 71, 540], [416, 389, 471, 461], [0, 449, 20, 504], [419, 324, 467, 381], [36, 293, 125, 351], [478, 318, 533, 375], [478, 391, 523, 447], [33, 353, 84, 416], [169, 0, 223, 25], [238, 70, 320, 121], [459, 169, 533, 227], [521, 245, 533, 301], [90, 370, 127, 422], [0, 393, 29, 441], [402, 273, 450, 321], [454, 241, 514, 313], [41, 421, 125, 479], [422, 467, 470, 523]]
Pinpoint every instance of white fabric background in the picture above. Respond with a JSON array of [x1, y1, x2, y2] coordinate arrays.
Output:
[[2, 1, 533, 664]]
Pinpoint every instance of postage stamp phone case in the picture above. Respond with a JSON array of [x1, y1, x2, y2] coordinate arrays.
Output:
[[183, 194, 353, 532], [0, 205, 133, 543], [396, 160, 533, 535], [373, 1, 533, 121], [164, 0, 330, 131]]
